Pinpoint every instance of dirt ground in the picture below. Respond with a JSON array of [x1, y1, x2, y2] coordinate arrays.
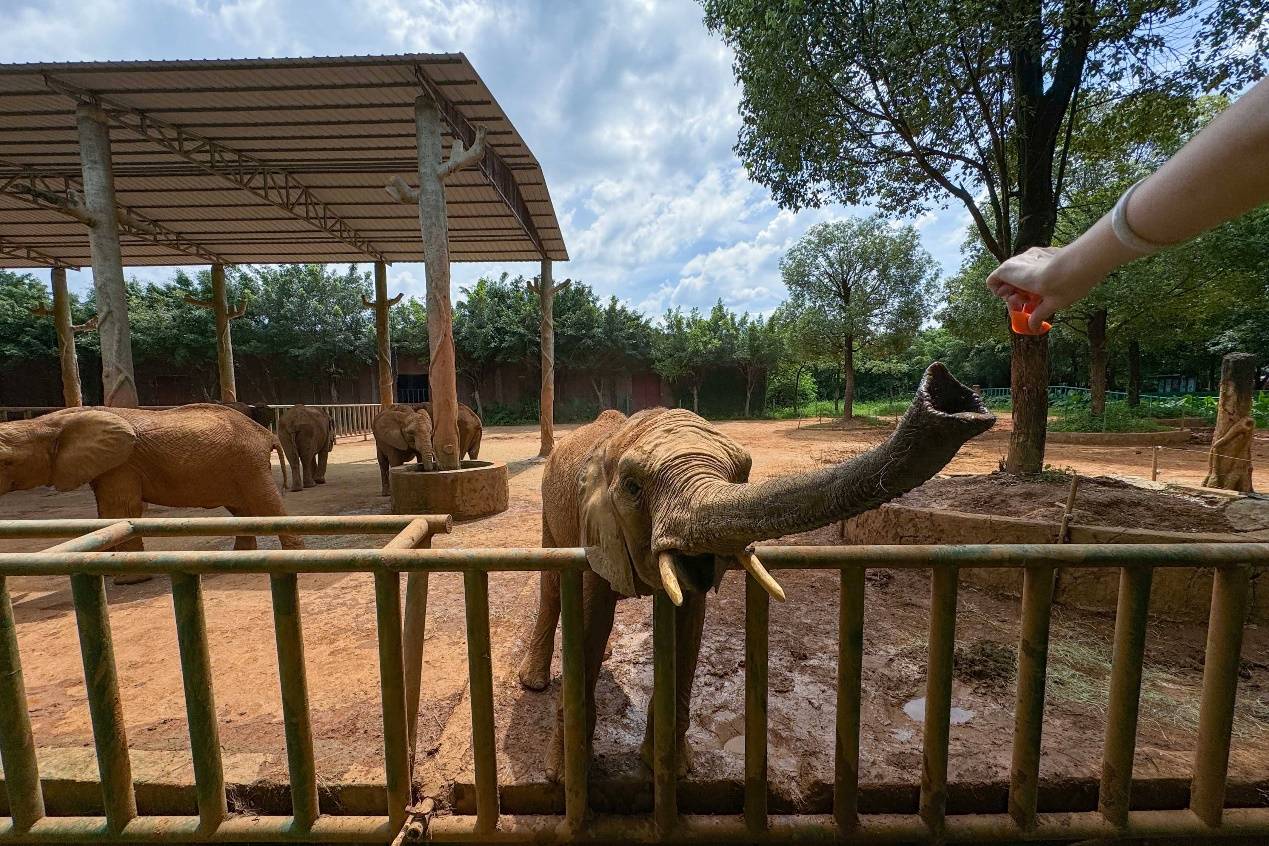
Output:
[[1, 417, 1266, 813]]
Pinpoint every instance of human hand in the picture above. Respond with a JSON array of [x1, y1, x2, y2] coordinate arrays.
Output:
[[985, 246, 1098, 333]]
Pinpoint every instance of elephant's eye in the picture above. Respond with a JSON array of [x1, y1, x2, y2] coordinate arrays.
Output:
[[621, 477, 641, 499]]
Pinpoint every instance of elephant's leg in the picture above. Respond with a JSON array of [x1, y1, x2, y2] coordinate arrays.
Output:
[[236, 486, 304, 550], [315, 448, 329, 484], [546, 570, 617, 782], [517, 519, 562, 691], [641, 592, 706, 777], [302, 448, 317, 488], [281, 435, 303, 493], [227, 505, 257, 551], [377, 450, 392, 497], [91, 472, 152, 585]]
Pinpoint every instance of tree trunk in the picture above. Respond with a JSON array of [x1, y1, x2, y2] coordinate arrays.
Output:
[[537, 259, 557, 457], [843, 336, 855, 420], [743, 369, 754, 418], [372, 261, 394, 405], [1006, 334, 1049, 474], [1203, 352, 1256, 492], [1089, 308, 1107, 416], [49, 267, 83, 407], [1127, 339, 1141, 406], [471, 387, 483, 421], [691, 384, 700, 414]]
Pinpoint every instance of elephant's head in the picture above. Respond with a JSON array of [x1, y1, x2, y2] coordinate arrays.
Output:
[[0, 409, 137, 496], [377, 405, 436, 470], [580, 363, 994, 605]]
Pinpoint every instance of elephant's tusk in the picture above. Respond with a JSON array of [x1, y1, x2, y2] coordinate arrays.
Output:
[[657, 551, 684, 606], [737, 549, 786, 602]]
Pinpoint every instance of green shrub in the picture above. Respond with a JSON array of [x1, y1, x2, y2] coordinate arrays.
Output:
[[1050, 401, 1167, 433]]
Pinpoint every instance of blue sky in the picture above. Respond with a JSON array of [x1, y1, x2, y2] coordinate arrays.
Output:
[[0, 0, 973, 315]]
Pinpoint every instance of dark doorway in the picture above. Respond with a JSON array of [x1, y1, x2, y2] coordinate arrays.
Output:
[[397, 373, 430, 403]]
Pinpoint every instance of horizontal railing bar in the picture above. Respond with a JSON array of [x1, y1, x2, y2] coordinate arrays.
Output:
[[0, 814, 393, 842], [42, 522, 135, 553], [0, 515, 451, 539], [3, 543, 1265, 577], [426, 807, 1269, 842]]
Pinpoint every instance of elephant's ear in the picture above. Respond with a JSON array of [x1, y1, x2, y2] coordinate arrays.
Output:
[[50, 410, 136, 491], [579, 448, 637, 597], [376, 412, 410, 451]]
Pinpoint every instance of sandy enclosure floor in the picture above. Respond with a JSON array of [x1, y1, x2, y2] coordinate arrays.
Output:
[[1, 417, 1266, 811]]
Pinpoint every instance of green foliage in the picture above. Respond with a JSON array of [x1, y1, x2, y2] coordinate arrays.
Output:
[[1049, 398, 1167, 433], [0, 270, 60, 360], [453, 273, 537, 394], [765, 364, 817, 410], [389, 296, 429, 360]]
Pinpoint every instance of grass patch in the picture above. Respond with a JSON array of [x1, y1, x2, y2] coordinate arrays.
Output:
[[1050, 400, 1169, 433]]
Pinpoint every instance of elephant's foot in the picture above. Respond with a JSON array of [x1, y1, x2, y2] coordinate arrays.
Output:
[[315, 478, 326, 485], [380, 488, 390, 497], [517, 653, 552, 692], [640, 734, 695, 778], [544, 720, 565, 783], [302, 480, 316, 489], [112, 573, 153, 586], [233, 535, 258, 551]]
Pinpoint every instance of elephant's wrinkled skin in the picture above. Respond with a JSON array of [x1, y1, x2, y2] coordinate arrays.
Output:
[[372, 402, 483, 497], [218, 400, 276, 429], [0, 404, 300, 583], [516, 363, 994, 780], [278, 404, 335, 491]]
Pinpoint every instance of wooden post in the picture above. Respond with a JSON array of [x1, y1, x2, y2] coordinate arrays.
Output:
[[76, 103, 138, 408], [30, 266, 96, 407], [530, 260, 568, 458], [387, 94, 486, 470], [184, 264, 247, 402], [1202, 352, 1256, 492], [362, 261, 402, 406]]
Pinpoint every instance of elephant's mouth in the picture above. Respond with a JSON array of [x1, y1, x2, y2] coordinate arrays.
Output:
[[654, 546, 786, 606]]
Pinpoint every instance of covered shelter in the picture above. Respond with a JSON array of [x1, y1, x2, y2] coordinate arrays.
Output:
[[0, 54, 568, 454]]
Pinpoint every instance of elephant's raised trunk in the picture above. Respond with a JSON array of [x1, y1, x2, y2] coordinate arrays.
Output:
[[685, 363, 994, 551]]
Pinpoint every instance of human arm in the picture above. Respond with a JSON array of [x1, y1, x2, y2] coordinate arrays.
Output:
[[988, 77, 1269, 331]]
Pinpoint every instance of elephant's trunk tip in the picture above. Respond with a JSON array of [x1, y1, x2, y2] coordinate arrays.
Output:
[[912, 362, 996, 436]]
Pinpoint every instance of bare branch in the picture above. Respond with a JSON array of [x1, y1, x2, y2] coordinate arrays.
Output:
[[361, 293, 375, 309], [228, 297, 249, 320], [29, 303, 53, 318], [385, 175, 420, 205], [387, 293, 404, 307], [552, 279, 571, 295], [437, 125, 488, 180], [183, 294, 214, 309], [72, 315, 98, 334]]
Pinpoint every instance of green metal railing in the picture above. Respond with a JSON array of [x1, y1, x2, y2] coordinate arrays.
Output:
[[1, 520, 1267, 843]]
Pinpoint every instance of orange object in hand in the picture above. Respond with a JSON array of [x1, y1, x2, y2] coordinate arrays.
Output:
[[1009, 300, 1051, 336]]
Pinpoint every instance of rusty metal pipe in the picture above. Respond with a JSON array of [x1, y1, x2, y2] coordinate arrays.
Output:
[[1098, 566, 1153, 826], [744, 573, 769, 832], [0, 576, 44, 831], [0, 515, 451, 539], [1009, 565, 1056, 829], [833, 566, 865, 832]]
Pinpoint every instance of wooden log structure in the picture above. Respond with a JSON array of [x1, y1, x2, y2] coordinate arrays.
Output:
[[528, 259, 569, 457], [183, 264, 247, 403], [29, 266, 96, 407], [361, 260, 403, 406], [1202, 352, 1256, 492], [386, 95, 487, 470]]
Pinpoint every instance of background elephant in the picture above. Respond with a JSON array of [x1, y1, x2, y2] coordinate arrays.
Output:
[[219, 400, 277, 429], [418, 401, 482, 460], [0, 404, 300, 583], [516, 363, 994, 779], [278, 404, 335, 492], [372, 404, 436, 496]]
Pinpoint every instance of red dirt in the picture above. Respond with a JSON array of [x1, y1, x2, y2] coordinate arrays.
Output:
[[1, 418, 1266, 813]]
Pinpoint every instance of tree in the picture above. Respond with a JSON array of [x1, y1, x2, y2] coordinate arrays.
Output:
[[704, 0, 1264, 471], [734, 312, 784, 417], [780, 217, 937, 418], [553, 285, 653, 410], [653, 307, 719, 413], [452, 274, 536, 417], [0, 270, 60, 361]]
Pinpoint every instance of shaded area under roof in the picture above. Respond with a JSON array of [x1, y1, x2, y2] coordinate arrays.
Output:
[[0, 54, 567, 269]]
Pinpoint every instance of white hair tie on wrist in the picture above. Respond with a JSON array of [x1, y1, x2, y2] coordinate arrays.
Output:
[[1111, 179, 1172, 255]]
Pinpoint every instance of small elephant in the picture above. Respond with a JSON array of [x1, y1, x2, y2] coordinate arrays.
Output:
[[417, 401, 483, 461], [516, 364, 995, 780], [372, 404, 436, 496], [0, 404, 302, 583], [278, 404, 335, 492], [218, 400, 277, 429]]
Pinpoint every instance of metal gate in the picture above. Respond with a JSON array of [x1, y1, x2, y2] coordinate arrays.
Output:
[[1, 519, 1266, 843]]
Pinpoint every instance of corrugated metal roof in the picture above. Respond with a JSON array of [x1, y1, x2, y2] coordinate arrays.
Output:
[[0, 54, 567, 268]]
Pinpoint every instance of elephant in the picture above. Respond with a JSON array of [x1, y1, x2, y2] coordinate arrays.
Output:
[[418, 401, 483, 461], [372, 404, 437, 496], [278, 404, 335, 492], [0, 404, 300, 584], [218, 400, 277, 429], [515, 363, 994, 780]]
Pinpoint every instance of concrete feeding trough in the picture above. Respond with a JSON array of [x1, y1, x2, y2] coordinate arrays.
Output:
[[390, 460, 509, 521]]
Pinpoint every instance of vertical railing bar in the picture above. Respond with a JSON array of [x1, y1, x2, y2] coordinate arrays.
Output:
[[1098, 565, 1153, 827], [834, 565, 865, 831], [269, 573, 320, 829], [374, 570, 410, 830], [464, 570, 499, 834], [403, 570, 430, 768], [1190, 564, 1251, 827], [1009, 565, 1056, 830], [0, 575, 45, 830], [69, 573, 136, 832], [919, 564, 958, 836], [559, 569, 587, 832], [170, 573, 227, 831], [652, 591, 678, 834], [744, 573, 769, 832]]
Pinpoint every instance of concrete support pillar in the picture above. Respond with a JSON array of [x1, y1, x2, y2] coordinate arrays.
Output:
[[185, 264, 246, 402], [76, 103, 138, 407], [31, 266, 95, 407], [365, 261, 400, 406], [531, 259, 569, 458]]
